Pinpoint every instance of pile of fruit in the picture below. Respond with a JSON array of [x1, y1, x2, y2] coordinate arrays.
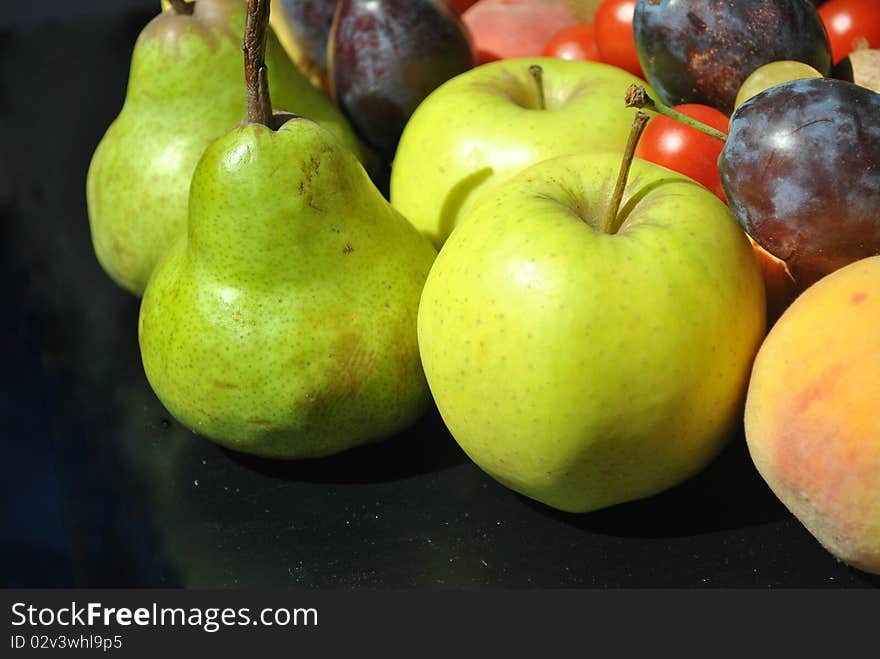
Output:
[[87, 0, 879, 576]]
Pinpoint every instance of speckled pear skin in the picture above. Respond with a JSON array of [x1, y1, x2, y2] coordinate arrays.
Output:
[[138, 117, 437, 458], [87, 0, 363, 297]]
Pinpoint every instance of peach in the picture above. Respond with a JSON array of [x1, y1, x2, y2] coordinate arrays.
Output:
[[748, 236, 799, 327], [744, 255, 880, 574], [462, 0, 577, 63]]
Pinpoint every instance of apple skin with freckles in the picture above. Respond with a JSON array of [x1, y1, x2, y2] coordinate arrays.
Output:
[[417, 151, 766, 513]]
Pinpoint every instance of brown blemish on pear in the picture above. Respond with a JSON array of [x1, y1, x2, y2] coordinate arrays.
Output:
[[213, 380, 239, 389], [301, 330, 377, 423]]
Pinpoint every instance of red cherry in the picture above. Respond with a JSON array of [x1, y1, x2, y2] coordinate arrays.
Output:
[[541, 23, 601, 61], [593, 0, 643, 77], [818, 0, 880, 64], [634, 104, 730, 202]]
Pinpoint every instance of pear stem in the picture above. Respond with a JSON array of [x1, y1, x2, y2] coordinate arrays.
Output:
[[600, 111, 650, 235], [529, 65, 546, 110], [625, 84, 728, 142], [169, 0, 194, 15], [244, 0, 273, 127]]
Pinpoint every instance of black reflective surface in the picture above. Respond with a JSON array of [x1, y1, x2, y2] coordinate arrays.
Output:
[[1, 5, 878, 589]]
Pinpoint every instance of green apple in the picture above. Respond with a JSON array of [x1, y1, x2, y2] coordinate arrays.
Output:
[[417, 149, 767, 513], [390, 57, 653, 247]]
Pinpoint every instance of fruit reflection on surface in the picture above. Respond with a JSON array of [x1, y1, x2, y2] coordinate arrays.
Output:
[[745, 255, 880, 576]]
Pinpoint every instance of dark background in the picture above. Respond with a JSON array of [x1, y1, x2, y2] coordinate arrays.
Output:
[[1, 1, 877, 589]]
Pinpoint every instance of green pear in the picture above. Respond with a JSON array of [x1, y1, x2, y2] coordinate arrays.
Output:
[[417, 150, 766, 513], [87, 0, 363, 296], [138, 115, 437, 458]]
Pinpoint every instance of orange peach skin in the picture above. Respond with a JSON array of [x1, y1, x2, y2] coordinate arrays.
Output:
[[744, 255, 880, 574], [748, 236, 798, 327]]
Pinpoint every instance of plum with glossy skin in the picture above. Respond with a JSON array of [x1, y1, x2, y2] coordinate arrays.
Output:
[[633, 0, 832, 114], [719, 77, 880, 289], [329, 0, 474, 164]]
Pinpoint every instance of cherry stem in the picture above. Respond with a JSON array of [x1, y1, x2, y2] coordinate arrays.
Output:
[[244, 0, 273, 127], [529, 65, 546, 110], [625, 84, 728, 143], [169, 0, 194, 14], [601, 111, 650, 235]]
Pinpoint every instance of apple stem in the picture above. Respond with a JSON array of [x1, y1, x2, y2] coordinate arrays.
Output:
[[529, 65, 546, 110], [625, 84, 728, 143], [601, 111, 650, 235], [244, 0, 273, 127], [169, 0, 194, 14]]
